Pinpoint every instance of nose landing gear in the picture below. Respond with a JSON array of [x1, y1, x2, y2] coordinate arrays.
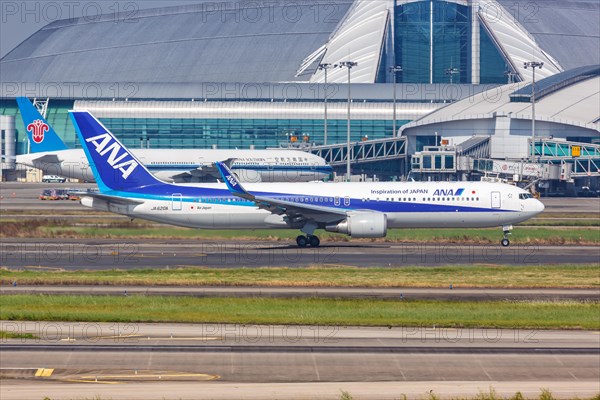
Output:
[[501, 225, 513, 247]]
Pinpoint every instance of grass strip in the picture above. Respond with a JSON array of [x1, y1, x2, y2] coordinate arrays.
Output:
[[1, 295, 598, 329], [1, 219, 599, 245], [2, 265, 598, 289], [0, 330, 37, 339]]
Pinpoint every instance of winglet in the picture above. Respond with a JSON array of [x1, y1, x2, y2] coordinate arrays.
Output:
[[215, 161, 254, 200], [16, 97, 68, 152]]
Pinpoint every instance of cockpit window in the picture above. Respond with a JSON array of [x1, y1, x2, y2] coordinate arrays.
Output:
[[519, 193, 533, 200]]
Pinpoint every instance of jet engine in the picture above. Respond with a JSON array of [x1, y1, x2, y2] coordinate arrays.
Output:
[[325, 212, 387, 238]]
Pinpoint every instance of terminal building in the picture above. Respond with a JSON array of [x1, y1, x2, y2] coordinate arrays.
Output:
[[1, 0, 599, 193]]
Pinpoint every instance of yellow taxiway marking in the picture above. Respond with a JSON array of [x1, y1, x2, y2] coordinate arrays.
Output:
[[79, 373, 218, 380], [143, 336, 221, 341], [61, 336, 221, 342], [62, 379, 122, 385], [20, 266, 65, 272], [93, 334, 143, 340], [34, 368, 54, 377], [61, 334, 143, 341]]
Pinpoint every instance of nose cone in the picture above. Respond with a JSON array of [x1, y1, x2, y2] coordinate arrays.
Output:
[[533, 199, 545, 215]]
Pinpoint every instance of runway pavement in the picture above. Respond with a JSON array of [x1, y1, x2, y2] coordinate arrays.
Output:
[[1, 238, 598, 269], [1, 322, 599, 399], [2, 285, 599, 301]]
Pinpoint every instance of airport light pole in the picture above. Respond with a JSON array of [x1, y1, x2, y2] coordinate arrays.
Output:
[[505, 70, 517, 84], [445, 67, 459, 84], [524, 61, 544, 162], [318, 63, 334, 145], [389, 65, 403, 137], [340, 61, 358, 181]]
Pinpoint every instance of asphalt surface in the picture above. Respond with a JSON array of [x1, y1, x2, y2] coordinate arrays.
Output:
[[1, 322, 599, 399], [1, 238, 598, 268], [2, 285, 599, 301]]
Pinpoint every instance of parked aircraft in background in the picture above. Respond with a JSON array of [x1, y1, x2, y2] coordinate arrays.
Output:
[[15, 97, 332, 183], [72, 110, 544, 247]]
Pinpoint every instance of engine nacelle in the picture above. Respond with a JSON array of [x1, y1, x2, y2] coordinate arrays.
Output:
[[325, 212, 387, 238]]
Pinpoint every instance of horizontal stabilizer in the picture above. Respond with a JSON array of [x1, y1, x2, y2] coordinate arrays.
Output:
[[77, 192, 144, 206], [30, 154, 61, 164]]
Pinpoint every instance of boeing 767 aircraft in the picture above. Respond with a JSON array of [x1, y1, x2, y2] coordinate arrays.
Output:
[[71, 110, 544, 247], [15, 97, 331, 183]]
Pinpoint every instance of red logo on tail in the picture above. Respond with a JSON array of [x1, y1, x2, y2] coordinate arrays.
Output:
[[27, 119, 49, 144]]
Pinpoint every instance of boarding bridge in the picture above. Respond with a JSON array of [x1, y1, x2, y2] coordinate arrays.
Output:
[[410, 137, 491, 174], [306, 136, 407, 167], [535, 139, 600, 177]]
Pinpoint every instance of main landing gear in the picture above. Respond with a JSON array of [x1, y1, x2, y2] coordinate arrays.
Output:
[[296, 235, 320, 248], [501, 225, 513, 247], [296, 222, 320, 248]]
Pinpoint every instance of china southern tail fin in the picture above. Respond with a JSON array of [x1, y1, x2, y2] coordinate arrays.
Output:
[[69, 111, 162, 192], [16, 97, 68, 152]]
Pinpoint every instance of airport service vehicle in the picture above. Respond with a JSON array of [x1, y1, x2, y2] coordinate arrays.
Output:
[[72, 111, 545, 247], [39, 189, 59, 200], [41, 175, 66, 183], [15, 97, 331, 183]]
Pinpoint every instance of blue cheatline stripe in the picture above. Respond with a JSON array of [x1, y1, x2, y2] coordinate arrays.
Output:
[[99, 185, 515, 214], [455, 188, 465, 196]]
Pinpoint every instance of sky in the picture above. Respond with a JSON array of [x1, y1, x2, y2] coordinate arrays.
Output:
[[0, 0, 207, 58]]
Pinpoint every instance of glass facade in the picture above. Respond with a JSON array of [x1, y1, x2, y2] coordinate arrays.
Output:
[[432, 1, 471, 84], [395, 1, 431, 83], [101, 118, 402, 150], [392, 0, 509, 84], [480, 24, 511, 84], [0, 100, 404, 153]]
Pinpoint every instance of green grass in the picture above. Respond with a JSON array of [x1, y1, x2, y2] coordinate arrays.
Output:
[[1, 295, 598, 329], [0, 330, 37, 339], [2, 216, 599, 244], [523, 218, 600, 227], [2, 264, 599, 288], [29, 225, 600, 245]]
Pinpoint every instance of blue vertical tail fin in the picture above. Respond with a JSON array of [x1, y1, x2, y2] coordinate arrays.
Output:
[[69, 111, 162, 192], [16, 97, 68, 152]]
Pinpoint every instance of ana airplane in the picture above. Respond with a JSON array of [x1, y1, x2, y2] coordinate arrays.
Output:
[[15, 97, 331, 183], [71, 110, 545, 247]]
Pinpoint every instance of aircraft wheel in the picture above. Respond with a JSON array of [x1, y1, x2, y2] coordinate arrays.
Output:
[[296, 235, 308, 248], [501, 238, 510, 247], [308, 235, 320, 248]]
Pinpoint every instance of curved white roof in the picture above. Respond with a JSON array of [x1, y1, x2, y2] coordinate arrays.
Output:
[[479, 0, 562, 81], [400, 72, 600, 132], [309, 0, 390, 84]]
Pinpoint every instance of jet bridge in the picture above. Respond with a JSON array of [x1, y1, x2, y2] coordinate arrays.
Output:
[[302, 137, 408, 180], [535, 139, 600, 178], [306, 137, 407, 167]]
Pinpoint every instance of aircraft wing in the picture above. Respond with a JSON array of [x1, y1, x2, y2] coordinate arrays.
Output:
[[191, 158, 235, 176], [215, 162, 346, 225], [76, 192, 145, 206], [170, 159, 234, 182]]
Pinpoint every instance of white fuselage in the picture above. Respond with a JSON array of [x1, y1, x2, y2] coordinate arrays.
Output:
[[82, 181, 544, 231], [16, 148, 330, 183]]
